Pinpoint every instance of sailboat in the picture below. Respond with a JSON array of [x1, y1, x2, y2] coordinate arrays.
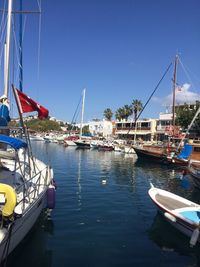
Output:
[[0, 0, 55, 262], [74, 88, 91, 148], [133, 55, 180, 162]]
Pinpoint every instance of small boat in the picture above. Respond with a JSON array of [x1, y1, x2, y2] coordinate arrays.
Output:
[[64, 135, 79, 146], [74, 139, 91, 149], [29, 134, 44, 141], [98, 143, 114, 151], [188, 160, 200, 189], [148, 185, 200, 247]]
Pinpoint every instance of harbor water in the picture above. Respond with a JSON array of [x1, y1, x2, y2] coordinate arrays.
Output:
[[7, 142, 200, 267]]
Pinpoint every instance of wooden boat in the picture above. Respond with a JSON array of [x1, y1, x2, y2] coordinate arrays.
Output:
[[148, 185, 200, 247], [188, 160, 200, 189], [168, 141, 200, 166], [133, 144, 170, 162]]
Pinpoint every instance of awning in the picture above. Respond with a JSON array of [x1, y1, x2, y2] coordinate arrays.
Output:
[[0, 134, 27, 150]]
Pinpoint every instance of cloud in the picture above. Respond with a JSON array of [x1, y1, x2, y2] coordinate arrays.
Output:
[[162, 83, 200, 106]]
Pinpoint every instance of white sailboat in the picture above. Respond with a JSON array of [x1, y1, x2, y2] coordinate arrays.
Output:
[[0, 0, 55, 263], [74, 88, 91, 148]]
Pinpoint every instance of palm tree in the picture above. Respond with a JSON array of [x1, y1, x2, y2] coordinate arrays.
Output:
[[122, 105, 133, 121], [115, 108, 123, 121], [115, 105, 132, 121], [103, 108, 113, 121], [132, 99, 143, 121]]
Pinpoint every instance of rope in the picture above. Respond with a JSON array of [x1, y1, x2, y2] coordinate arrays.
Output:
[[126, 61, 173, 136], [37, 0, 42, 80]]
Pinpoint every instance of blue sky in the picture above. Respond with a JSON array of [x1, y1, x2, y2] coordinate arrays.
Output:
[[1, 0, 200, 123]]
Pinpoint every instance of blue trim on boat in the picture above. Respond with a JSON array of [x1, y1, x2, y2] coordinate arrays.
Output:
[[179, 210, 200, 224], [0, 134, 27, 150]]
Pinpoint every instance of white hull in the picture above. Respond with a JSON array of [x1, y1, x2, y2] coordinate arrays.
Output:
[[0, 190, 47, 260], [64, 140, 77, 146], [149, 186, 200, 244], [124, 146, 135, 154]]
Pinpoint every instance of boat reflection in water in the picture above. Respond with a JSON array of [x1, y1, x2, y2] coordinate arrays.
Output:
[[148, 212, 200, 266]]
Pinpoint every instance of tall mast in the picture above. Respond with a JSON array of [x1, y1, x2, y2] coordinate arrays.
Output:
[[80, 88, 86, 139], [4, 0, 13, 97], [172, 54, 178, 134]]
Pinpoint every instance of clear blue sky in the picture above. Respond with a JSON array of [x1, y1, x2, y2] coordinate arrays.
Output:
[[1, 0, 200, 123]]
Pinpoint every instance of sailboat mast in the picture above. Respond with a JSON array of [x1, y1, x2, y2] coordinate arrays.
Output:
[[172, 55, 178, 133], [4, 0, 13, 97], [80, 88, 86, 139], [19, 0, 23, 92]]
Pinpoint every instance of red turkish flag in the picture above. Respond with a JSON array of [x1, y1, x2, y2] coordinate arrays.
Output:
[[15, 88, 49, 119]]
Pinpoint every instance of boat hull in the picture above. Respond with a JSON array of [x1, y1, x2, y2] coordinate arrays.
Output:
[[0, 189, 48, 261], [149, 187, 200, 243], [134, 146, 167, 162]]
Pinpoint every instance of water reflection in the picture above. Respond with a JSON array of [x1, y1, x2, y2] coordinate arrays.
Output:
[[7, 210, 54, 267], [148, 212, 200, 266]]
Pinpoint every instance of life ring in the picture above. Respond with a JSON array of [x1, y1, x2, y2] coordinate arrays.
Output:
[[0, 183, 17, 217]]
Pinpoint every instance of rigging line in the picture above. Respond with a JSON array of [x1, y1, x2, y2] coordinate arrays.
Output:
[[0, 0, 6, 41], [18, 14, 27, 89], [0, 17, 7, 69], [135, 62, 173, 121], [37, 1, 41, 80], [179, 57, 200, 92], [127, 61, 173, 135], [37, 0, 41, 12], [11, 16, 21, 85], [71, 95, 82, 124]]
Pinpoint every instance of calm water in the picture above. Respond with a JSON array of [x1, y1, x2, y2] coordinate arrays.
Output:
[[7, 142, 200, 267]]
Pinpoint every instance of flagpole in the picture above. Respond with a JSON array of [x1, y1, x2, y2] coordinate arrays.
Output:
[[12, 84, 25, 130], [12, 84, 36, 173]]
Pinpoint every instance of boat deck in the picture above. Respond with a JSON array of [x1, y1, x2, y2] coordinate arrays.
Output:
[[155, 194, 196, 210]]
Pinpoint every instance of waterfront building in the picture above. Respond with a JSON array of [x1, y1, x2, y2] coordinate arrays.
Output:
[[88, 119, 113, 137], [114, 118, 157, 142]]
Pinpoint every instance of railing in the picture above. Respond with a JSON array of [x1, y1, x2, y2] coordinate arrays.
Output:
[[15, 166, 49, 213], [116, 127, 151, 131]]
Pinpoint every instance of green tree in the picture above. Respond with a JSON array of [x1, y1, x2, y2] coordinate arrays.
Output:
[[132, 99, 143, 121], [115, 105, 132, 121], [82, 125, 90, 135], [115, 108, 122, 121], [25, 119, 61, 132], [103, 108, 113, 121], [175, 101, 200, 131]]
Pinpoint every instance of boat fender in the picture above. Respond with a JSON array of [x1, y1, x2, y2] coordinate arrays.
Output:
[[190, 228, 199, 247], [47, 185, 56, 209], [164, 212, 176, 222], [0, 183, 17, 217]]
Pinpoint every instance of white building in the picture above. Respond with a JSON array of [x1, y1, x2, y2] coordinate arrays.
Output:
[[88, 119, 113, 137]]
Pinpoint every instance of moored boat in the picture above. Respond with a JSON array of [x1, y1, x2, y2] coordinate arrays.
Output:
[[0, 0, 56, 262], [149, 185, 200, 247], [188, 160, 200, 189]]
